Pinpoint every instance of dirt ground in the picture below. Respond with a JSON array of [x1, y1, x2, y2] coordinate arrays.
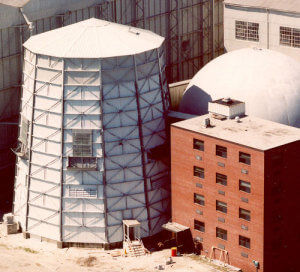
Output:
[[0, 229, 231, 272]]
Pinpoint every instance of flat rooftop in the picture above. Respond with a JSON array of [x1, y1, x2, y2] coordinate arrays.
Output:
[[224, 0, 300, 14], [172, 114, 300, 151]]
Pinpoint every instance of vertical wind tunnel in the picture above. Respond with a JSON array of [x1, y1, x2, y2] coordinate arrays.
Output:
[[13, 18, 170, 245]]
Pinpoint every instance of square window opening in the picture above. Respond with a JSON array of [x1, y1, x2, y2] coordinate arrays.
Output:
[[194, 219, 205, 232], [194, 193, 205, 206], [239, 235, 250, 249], [216, 173, 227, 186], [239, 208, 251, 221], [194, 166, 204, 179], [216, 145, 227, 158], [216, 227, 227, 240], [193, 139, 204, 151], [239, 152, 251, 165], [216, 200, 227, 213], [239, 180, 251, 193]]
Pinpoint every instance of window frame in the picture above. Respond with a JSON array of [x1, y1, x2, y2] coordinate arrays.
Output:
[[194, 166, 204, 179], [193, 139, 204, 151], [69, 187, 97, 198], [194, 193, 205, 206], [239, 152, 251, 165], [239, 180, 251, 193], [194, 219, 205, 232], [239, 235, 251, 249], [239, 208, 251, 221], [216, 173, 227, 186], [68, 129, 97, 170], [235, 20, 259, 42], [216, 227, 228, 240], [216, 200, 227, 214], [72, 129, 93, 157], [280, 26, 300, 48], [216, 145, 227, 158]]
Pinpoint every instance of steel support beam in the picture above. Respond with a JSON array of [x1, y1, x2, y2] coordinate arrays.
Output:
[[59, 59, 65, 242], [25, 54, 37, 232], [133, 55, 152, 236], [99, 58, 110, 244]]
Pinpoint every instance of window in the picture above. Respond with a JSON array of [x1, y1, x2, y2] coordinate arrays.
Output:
[[239, 180, 251, 193], [216, 200, 227, 213], [280, 26, 300, 48], [194, 220, 205, 232], [194, 166, 204, 179], [239, 152, 251, 165], [68, 130, 97, 170], [193, 139, 204, 151], [216, 227, 227, 240], [73, 130, 92, 157], [216, 145, 227, 158], [239, 235, 250, 249], [69, 187, 97, 198], [216, 173, 227, 186], [235, 21, 259, 41], [194, 193, 205, 206], [239, 208, 251, 221]]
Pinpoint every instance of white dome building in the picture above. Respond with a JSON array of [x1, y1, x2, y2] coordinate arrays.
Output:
[[13, 18, 170, 247], [180, 48, 300, 127]]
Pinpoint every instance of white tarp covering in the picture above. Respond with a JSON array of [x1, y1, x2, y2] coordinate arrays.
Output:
[[14, 18, 170, 245]]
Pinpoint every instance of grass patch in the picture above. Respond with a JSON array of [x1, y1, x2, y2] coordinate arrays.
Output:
[[0, 243, 9, 249], [76, 256, 97, 267], [16, 247, 38, 254]]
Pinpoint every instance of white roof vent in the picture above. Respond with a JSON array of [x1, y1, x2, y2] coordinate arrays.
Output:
[[235, 116, 241, 123]]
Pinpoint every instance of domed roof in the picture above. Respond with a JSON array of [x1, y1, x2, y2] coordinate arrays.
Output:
[[23, 18, 164, 58], [179, 48, 300, 127]]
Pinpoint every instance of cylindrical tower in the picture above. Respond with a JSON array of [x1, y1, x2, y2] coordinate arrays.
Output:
[[13, 18, 170, 246]]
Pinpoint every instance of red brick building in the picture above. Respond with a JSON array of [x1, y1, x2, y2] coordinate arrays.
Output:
[[171, 100, 300, 272]]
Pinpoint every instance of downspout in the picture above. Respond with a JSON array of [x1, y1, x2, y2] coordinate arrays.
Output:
[[266, 8, 270, 49], [20, 7, 34, 36]]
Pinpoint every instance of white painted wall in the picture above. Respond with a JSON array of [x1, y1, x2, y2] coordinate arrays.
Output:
[[224, 4, 300, 62]]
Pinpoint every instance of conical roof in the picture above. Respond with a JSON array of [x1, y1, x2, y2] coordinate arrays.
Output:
[[24, 18, 164, 58]]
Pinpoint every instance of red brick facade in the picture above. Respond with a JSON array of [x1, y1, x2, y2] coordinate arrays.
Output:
[[171, 125, 300, 272]]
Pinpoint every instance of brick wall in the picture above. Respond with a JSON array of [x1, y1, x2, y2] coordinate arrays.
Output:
[[264, 142, 300, 272], [171, 125, 265, 272]]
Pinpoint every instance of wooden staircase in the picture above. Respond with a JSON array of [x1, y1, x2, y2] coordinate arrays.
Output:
[[124, 238, 148, 257], [122, 220, 149, 257]]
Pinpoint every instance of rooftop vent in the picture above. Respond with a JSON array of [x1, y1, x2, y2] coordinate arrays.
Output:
[[202, 118, 210, 128], [222, 97, 232, 104], [208, 98, 245, 119]]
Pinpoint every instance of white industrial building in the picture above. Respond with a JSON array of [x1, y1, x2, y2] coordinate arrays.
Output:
[[179, 48, 300, 128], [13, 18, 170, 247], [224, 0, 300, 62]]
